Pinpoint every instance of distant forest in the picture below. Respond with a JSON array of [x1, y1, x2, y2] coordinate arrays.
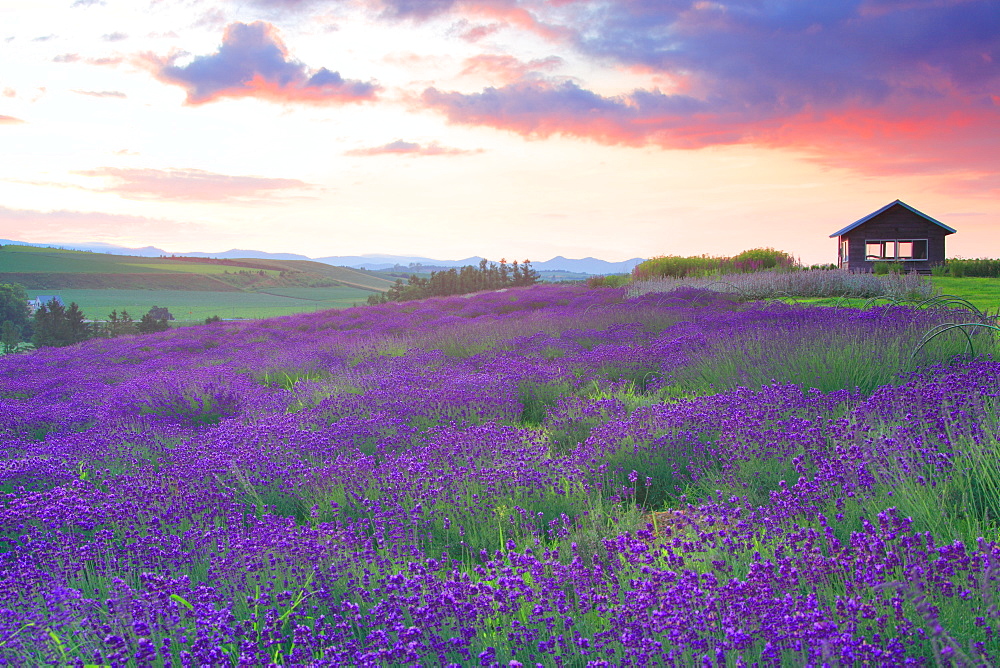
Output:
[[368, 259, 540, 304]]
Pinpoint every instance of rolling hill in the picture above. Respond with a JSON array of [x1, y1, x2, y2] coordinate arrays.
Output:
[[0, 245, 395, 293]]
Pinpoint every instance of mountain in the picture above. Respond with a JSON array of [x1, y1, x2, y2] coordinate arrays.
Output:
[[182, 249, 314, 261], [0, 240, 643, 274], [0, 240, 169, 257], [314, 254, 486, 270], [530, 256, 643, 274]]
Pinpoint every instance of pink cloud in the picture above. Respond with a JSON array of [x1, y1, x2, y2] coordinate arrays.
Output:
[[345, 139, 484, 156], [74, 167, 314, 201], [452, 21, 502, 42], [0, 115, 25, 125], [0, 205, 200, 239], [143, 21, 380, 106], [459, 54, 563, 84], [422, 77, 1000, 178]]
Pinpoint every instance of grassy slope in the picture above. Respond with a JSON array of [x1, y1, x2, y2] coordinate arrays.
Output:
[[0, 245, 394, 292], [0, 246, 392, 298], [1, 245, 396, 320]]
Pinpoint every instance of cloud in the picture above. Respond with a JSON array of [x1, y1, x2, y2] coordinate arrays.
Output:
[[54, 53, 122, 66], [32, 34, 56, 42], [452, 20, 502, 42], [143, 21, 380, 105], [459, 54, 563, 84], [345, 139, 484, 156], [71, 0, 104, 6], [0, 206, 199, 239], [72, 90, 127, 98], [102, 32, 128, 42], [0, 115, 25, 125], [422, 80, 712, 146], [417, 0, 999, 175], [73, 167, 314, 201]]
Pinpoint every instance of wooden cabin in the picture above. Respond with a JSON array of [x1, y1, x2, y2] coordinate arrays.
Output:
[[830, 200, 955, 273]]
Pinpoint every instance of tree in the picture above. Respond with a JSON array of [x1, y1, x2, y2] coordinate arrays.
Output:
[[104, 309, 137, 337], [0, 283, 31, 336], [31, 300, 90, 347], [138, 310, 170, 334], [147, 306, 174, 321], [65, 302, 90, 344], [1, 320, 20, 354]]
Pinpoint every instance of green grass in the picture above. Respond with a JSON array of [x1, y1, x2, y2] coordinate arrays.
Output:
[[24, 289, 372, 322], [929, 276, 1000, 312], [788, 277, 1000, 314]]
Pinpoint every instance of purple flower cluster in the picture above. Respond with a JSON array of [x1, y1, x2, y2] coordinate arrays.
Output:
[[0, 284, 997, 665]]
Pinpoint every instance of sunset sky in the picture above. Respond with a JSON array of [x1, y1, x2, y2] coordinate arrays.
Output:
[[1, 0, 997, 264]]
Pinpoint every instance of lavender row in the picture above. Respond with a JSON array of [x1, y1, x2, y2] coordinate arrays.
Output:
[[0, 284, 996, 665]]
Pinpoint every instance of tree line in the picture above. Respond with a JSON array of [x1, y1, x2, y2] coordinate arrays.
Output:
[[367, 258, 541, 305], [0, 283, 176, 352]]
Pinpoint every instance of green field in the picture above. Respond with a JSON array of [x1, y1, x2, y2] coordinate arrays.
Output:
[[25, 288, 373, 323], [928, 276, 1000, 312], [771, 276, 1000, 313], [0, 244, 396, 292]]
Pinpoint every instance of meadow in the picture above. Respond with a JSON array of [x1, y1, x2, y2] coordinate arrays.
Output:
[[23, 288, 375, 323], [1, 283, 999, 665]]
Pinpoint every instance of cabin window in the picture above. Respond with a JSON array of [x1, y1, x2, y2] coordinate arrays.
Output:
[[865, 239, 928, 261], [841, 239, 849, 263]]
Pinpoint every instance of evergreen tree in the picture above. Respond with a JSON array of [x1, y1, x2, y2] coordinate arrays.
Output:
[[138, 310, 170, 334], [65, 302, 91, 344], [105, 309, 138, 337], [370, 257, 541, 305]]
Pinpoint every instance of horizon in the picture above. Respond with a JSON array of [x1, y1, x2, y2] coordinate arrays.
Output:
[[0, 237, 643, 264], [1, 1, 997, 265]]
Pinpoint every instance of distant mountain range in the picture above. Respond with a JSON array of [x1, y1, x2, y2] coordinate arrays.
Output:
[[0, 239, 644, 275]]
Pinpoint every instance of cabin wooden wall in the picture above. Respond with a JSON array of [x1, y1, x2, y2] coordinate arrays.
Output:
[[840, 207, 948, 272]]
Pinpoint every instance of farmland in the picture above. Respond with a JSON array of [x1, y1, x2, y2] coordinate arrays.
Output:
[[1, 244, 394, 321], [1, 283, 1000, 664], [0, 244, 394, 290], [22, 288, 374, 322]]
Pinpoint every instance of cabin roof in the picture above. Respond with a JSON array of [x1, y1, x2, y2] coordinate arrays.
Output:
[[829, 199, 957, 238]]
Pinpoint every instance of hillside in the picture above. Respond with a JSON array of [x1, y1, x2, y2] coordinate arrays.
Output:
[[0, 245, 395, 293]]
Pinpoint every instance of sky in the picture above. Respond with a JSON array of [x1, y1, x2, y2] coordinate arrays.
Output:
[[0, 0, 997, 264]]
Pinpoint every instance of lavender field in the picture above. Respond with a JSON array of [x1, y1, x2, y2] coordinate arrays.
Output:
[[2, 284, 999, 666]]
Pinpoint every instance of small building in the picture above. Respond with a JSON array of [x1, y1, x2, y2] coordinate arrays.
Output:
[[28, 295, 65, 314], [830, 200, 956, 273]]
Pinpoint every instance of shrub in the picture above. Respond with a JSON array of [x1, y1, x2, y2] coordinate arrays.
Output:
[[946, 258, 1000, 278], [634, 248, 798, 280], [586, 274, 630, 288], [628, 268, 936, 301], [731, 247, 796, 270]]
